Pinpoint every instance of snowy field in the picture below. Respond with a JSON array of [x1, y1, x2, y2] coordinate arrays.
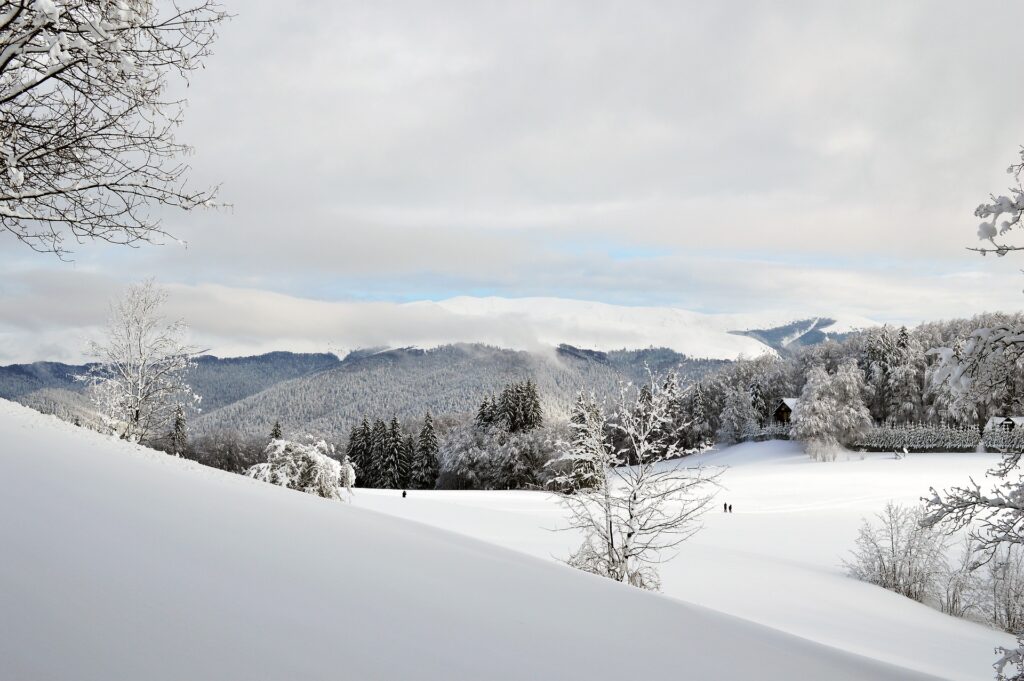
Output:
[[353, 441, 1015, 681], [0, 399, 1012, 681]]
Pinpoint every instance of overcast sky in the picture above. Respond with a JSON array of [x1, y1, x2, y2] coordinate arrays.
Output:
[[4, 0, 1024, 363]]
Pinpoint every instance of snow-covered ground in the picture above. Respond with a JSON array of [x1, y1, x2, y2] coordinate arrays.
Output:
[[353, 440, 1016, 681], [0, 399, 1009, 680]]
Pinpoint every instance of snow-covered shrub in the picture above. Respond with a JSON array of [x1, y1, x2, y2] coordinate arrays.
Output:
[[749, 422, 791, 441], [246, 439, 354, 500], [937, 541, 984, 619], [845, 502, 948, 603], [997, 633, 1024, 681], [984, 426, 1024, 452], [985, 544, 1024, 635], [854, 423, 981, 453]]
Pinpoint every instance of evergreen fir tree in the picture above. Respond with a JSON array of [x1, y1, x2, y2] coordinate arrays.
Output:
[[717, 386, 757, 445], [168, 404, 187, 455], [400, 434, 416, 489], [270, 420, 283, 441], [411, 413, 440, 490], [346, 418, 372, 486], [475, 394, 497, 428], [748, 380, 769, 427], [376, 417, 404, 489], [563, 392, 604, 490], [369, 419, 389, 488]]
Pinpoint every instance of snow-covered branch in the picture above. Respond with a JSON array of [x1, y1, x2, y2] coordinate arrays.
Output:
[[0, 0, 227, 256]]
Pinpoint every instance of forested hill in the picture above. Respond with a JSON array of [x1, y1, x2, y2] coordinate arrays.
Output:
[[0, 351, 341, 417], [731, 318, 856, 356], [191, 344, 727, 440]]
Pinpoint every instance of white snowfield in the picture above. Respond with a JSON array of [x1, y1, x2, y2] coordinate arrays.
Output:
[[0, 399, 1007, 681], [355, 441, 1016, 681]]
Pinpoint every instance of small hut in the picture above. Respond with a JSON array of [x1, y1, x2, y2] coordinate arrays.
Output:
[[773, 398, 799, 425], [984, 416, 1024, 432]]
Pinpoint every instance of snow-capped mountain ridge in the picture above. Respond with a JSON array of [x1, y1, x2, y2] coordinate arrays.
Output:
[[389, 296, 875, 360]]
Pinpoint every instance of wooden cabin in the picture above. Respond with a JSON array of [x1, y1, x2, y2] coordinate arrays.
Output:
[[773, 398, 799, 424], [984, 416, 1024, 431]]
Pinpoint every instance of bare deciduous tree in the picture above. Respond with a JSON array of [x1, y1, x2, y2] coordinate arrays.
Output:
[[79, 279, 199, 442], [0, 0, 226, 256], [553, 378, 720, 591], [845, 502, 948, 604]]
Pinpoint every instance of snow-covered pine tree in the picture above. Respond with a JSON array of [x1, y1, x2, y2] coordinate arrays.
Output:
[[865, 326, 897, 423], [524, 379, 543, 431], [716, 386, 757, 445], [888, 326, 925, 424], [748, 380, 769, 428], [682, 382, 714, 449], [368, 419, 389, 489], [270, 420, 283, 441], [168, 404, 187, 456], [559, 392, 605, 490], [346, 419, 372, 486], [376, 417, 405, 489], [410, 413, 440, 490], [400, 434, 416, 489], [475, 395, 497, 428]]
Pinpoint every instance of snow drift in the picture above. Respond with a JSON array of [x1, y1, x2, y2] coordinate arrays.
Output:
[[0, 399, 939, 681]]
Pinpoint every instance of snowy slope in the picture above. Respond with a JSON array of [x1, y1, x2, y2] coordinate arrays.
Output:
[[354, 441, 1015, 681], [0, 399, 945, 681]]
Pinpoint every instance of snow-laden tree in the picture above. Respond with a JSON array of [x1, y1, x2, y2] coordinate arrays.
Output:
[[167, 403, 187, 455], [553, 376, 721, 590], [716, 385, 757, 445], [973, 146, 1024, 257], [791, 361, 871, 461], [551, 392, 606, 492], [270, 420, 283, 441], [888, 327, 925, 424], [78, 279, 199, 443], [245, 438, 354, 501], [0, 0, 226, 256], [409, 412, 439, 490], [923, 441, 1024, 564], [845, 502, 948, 603]]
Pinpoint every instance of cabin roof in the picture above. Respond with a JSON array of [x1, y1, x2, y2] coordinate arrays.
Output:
[[985, 416, 1024, 429], [778, 398, 799, 411]]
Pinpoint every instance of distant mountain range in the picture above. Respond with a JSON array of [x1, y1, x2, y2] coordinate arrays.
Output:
[[731, 317, 857, 356], [0, 313, 869, 440]]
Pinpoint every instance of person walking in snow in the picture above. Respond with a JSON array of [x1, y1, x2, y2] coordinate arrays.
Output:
[[402, 490, 407, 498], [724, 501, 728, 513], [728, 504, 733, 513]]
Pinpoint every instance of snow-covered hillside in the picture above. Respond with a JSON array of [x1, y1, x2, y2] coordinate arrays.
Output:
[[354, 441, 1015, 681], [1, 399, 950, 681]]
